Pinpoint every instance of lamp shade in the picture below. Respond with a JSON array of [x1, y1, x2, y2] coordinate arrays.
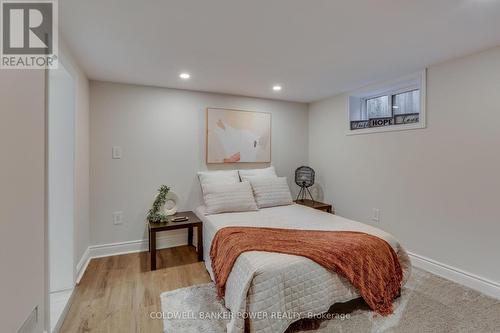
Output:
[[295, 166, 315, 188]]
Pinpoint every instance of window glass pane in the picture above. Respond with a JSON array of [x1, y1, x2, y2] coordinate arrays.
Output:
[[366, 95, 390, 118], [392, 90, 419, 115]]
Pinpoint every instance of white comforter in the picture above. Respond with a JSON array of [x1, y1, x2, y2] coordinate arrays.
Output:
[[195, 204, 411, 333]]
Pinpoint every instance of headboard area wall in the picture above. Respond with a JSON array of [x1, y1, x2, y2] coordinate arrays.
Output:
[[90, 81, 308, 246]]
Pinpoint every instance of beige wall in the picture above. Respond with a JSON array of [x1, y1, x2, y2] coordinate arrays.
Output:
[[0, 70, 46, 332], [90, 81, 308, 245], [309, 46, 500, 286], [60, 41, 90, 273]]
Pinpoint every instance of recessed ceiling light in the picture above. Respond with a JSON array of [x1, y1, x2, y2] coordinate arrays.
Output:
[[179, 73, 191, 79], [272, 85, 282, 91]]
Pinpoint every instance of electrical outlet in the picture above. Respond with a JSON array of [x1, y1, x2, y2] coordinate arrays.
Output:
[[112, 146, 122, 159], [371, 208, 380, 222], [113, 211, 123, 225]]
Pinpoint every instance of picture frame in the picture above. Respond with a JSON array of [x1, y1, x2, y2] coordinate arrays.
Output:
[[206, 108, 271, 164]]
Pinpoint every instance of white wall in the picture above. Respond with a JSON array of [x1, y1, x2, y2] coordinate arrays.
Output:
[[309, 46, 500, 287], [0, 70, 46, 332], [59, 41, 91, 276], [90, 81, 308, 246], [48, 63, 75, 292]]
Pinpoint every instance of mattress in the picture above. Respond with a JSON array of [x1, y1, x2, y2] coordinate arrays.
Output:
[[195, 204, 411, 333]]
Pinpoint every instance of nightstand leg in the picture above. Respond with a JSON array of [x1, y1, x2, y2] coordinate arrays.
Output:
[[197, 225, 203, 262], [188, 226, 193, 246], [151, 230, 157, 270]]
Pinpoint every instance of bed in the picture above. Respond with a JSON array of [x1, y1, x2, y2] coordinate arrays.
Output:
[[195, 203, 411, 333]]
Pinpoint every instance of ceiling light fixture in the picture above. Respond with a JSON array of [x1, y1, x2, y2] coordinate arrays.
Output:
[[179, 73, 191, 79], [272, 85, 282, 91]]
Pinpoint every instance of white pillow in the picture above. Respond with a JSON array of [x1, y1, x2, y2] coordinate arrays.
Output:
[[238, 166, 277, 182], [202, 181, 258, 215], [197, 170, 240, 187], [247, 176, 293, 208]]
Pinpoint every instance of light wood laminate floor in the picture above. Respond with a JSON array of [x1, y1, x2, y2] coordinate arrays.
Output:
[[60, 246, 211, 332]]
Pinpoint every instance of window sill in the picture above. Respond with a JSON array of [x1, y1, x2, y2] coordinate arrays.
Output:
[[345, 122, 426, 136]]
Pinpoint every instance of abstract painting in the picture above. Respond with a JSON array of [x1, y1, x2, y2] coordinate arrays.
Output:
[[206, 108, 271, 163]]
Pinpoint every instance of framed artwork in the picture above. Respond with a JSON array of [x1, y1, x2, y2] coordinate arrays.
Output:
[[206, 108, 271, 163]]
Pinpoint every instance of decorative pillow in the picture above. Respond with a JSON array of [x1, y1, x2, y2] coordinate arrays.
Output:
[[202, 181, 258, 215], [197, 170, 240, 188], [238, 166, 277, 182], [247, 176, 293, 208]]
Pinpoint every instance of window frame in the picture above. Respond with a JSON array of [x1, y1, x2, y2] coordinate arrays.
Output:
[[347, 70, 426, 135]]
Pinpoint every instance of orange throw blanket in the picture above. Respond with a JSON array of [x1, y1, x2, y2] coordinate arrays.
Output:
[[210, 227, 402, 316]]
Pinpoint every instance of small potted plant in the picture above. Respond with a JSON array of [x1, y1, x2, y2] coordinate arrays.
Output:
[[147, 185, 171, 223]]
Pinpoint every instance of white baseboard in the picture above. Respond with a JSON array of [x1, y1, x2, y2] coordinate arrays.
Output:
[[88, 231, 188, 258], [76, 230, 189, 283], [75, 247, 90, 284], [51, 288, 75, 333], [408, 251, 500, 300]]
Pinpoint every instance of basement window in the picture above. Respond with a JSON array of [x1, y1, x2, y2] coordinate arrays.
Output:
[[347, 71, 426, 134]]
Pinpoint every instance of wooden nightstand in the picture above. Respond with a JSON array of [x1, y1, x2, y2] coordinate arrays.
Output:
[[294, 199, 334, 214], [148, 211, 203, 270]]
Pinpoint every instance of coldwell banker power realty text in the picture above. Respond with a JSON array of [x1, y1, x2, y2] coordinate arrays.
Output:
[[1, 0, 58, 69]]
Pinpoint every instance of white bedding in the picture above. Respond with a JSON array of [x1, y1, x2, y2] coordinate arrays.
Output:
[[195, 204, 411, 333]]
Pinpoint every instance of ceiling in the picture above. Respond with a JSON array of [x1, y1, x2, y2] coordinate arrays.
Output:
[[61, 0, 500, 103]]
